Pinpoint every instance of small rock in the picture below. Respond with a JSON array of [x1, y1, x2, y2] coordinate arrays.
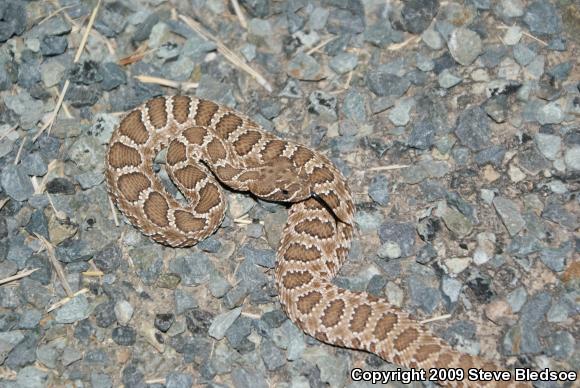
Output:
[[208, 307, 242, 340], [564, 147, 580, 171], [454, 106, 491, 151], [507, 164, 525, 182], [421, 27, 443, 50], [287, 52, 323, 81], [112, 326, 136, 346], [448, 28, 482, 66], [378, 222, 416, 257], [260, 339, 286, 370], [485, 300, 516, 324], [473, 232, 496, 265], [377, 241, 401, 260], [442, 206, 473, 237], [40, 35, 68, 56], [493, 197, 525, 236], [483, 95, 508, 123], [368, 175, 389, 206], [503, 26, 522, 45], [523, 1, 562, 36], [537, 102, 564, 125], [546, 331, 575, 359], [438, 69, 462, 88], [408, 120, 436, 150], [366, 70, 410, 97], [445, 257, 471, 274], [114, 300, 134, 326], [55, 294, 90, 324], [507, 287, 527, 313], [308, 90, 337, 122], [388, 97, 414, 126], [513, 43, 536, 66], [154, 313, 175, 332], [494, 0, 524, 18], [329, 52, 358, 74], [16, 366, 48, 388], [400, 0, 440, 34], [441, 276, 462, 303], [547, 302, 569, 323]]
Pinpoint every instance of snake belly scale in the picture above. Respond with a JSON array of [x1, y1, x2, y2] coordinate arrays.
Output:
[[105, 95, 529, 387]]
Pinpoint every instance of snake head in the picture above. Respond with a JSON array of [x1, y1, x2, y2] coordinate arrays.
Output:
[[247, 160, 312, 202]]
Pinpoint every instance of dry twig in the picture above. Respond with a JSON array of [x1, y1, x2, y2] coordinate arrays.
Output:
[[230, 0, 247, 29], [133, 75, 198, 91], [179, 14, 272, 92], [420, 314, 452, 324], [33, 0, 102, 142], [368, 164, 410, 171], [0, 268, 39, 286], [35, 233, 74, 298], [46, 288, 89, 312]]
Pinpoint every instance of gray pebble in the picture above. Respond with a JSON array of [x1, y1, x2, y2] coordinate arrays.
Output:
[[378, 222, 416, 257], [564, 147, 580, 171], [61, 346, 82, 366], [475, 145, 506, 167], [421, 27, 443, 50], [232, 368, 268, 388], [261, 339, 286, 370], [408, 120, 436, 150], [112, 326, 136, 346], [55, 294, 90, 324], [539, 241, 573, 272], [366, 69, 410, 98], [448, 28, 482, 66], [512, 43, 536, 66], [493, 197, 525, 236], [454, 106, 491, 151], [279, 79, 302, 99], [287, 52, 322, 81], [537, 101, 564, 125], [547, 300, 569, 323], [523, 1, 562, 36], [408, 275, 441, 314], [507, 287, 527, 313], [438, 69, 462, 88], [342, 89, 366, 122], [442, 276, 462, 303], [5, 333, 38, 369], [542, 199, 577, 228], [494, 0, 524, 19], [169, 252, 212, 286], [329, 52, 358, 74], [174, 289, 198, 315], [546, 331, 575, 359], [483, 95, 508, 123], [40, 35, 67, 57], [400, 0, 439, 34], [308, 90, 337, 122], [18, 309, 42, 330], [114, 300, 134, 326], [368, 175, 389, 207], [388, 97, 414, 126], [15, 366, 48, 388], [166, 372, 193, 388], [209, 307, 242, 340], [91, 372, 113, 388]]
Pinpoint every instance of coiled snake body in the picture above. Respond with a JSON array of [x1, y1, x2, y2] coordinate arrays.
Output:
[[105, 95, 529, 387]]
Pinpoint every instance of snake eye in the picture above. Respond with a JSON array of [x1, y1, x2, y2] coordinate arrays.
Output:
[[281, 189, 289, 196]]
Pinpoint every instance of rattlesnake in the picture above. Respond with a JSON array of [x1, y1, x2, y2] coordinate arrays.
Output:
[[105, 95, 530, 387]]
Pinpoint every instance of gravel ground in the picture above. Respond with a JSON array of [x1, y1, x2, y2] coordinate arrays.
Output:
[[0, 0, 579, 387]]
